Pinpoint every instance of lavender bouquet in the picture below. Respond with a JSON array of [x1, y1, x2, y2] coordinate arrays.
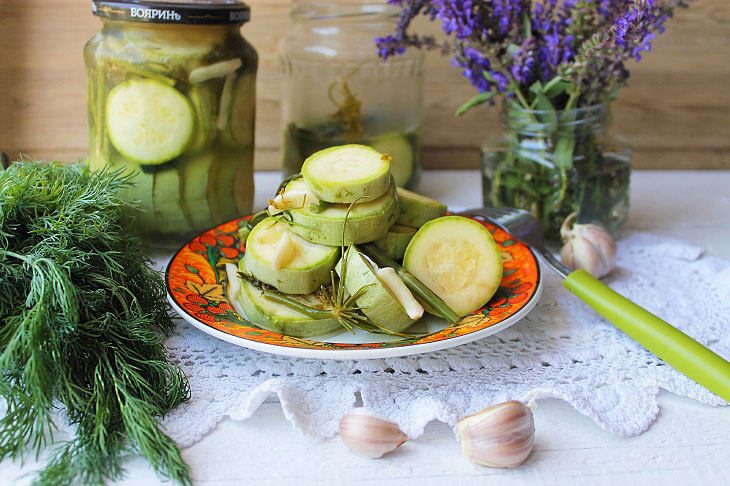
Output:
[[377, 0, 691, 239]]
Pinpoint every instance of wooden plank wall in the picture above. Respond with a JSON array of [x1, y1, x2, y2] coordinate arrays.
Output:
[[1, 0, 728, 170]]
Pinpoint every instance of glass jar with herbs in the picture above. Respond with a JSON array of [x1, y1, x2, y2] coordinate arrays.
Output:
[[376, 1, 693, 243], [278, 1, 424, 189], [85, 0, 258, 246], [482, 102, 631, 242]]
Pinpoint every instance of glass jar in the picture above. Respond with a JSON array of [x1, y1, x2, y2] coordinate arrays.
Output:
[[278, 1, 424, 189], [482, 103, 631, 243], [85, 1, 258, 246]]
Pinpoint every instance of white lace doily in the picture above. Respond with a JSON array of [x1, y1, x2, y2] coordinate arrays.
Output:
[[159, 231, 729, 446]]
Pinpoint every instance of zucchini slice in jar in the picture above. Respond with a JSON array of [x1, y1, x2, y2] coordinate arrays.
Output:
[[178, 152, 214, 232], [153, 166, 194, 235], [371, 132, 414, 188], [207, 149, 242, 223], [106, 79, 195, 165], [226, 262, 342, 338], [243, 217, 339, 295], [284, 178, 399, 246], [229, 72, 256, 147], [126, 28, 223, 59], [403, 216, 503, 316], [187, 85, 218, 155], [233, 152, 254, 216], [111, 157, 158, 232], [301, 144, 391, 203]]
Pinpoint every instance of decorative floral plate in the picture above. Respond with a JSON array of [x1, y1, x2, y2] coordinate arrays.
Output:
[[166, 215, 542, 359]]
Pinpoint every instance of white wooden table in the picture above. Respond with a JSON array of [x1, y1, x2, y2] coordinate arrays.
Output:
[[2, 170, 729, 486]]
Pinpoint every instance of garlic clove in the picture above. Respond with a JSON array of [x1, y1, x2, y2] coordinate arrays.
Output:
[[281, 189, 317, 208], [457, 400, 535, 468], [268, 190, 318, 216], [268, 194, 285, 215], [560, 212, 617, 278], [271, 231, 295, 269], [339, 407, 408, 459], [375, 267, 424, 320]]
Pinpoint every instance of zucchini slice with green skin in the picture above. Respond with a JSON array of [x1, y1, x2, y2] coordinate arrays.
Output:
[[371, 132, 414, 188], [373, 223, 417, 260], [403, 216, 503, 316], [301, 144, 391, 203], [285, 178, 399, 246], [153, 166, 193, 236], [233, 151, 255, 216], [109, 157, 158, 233], [396, 187, 448, 227], [178, 151, 214, 232], [230, 72, 256, 147], [227, 262, 342, 338], [106, 79, 195, 165], [126, 28, 223, 59], [244, 217, 340, 294], [336, 247, 416, 333], [207, 150, 241, 223], [187, 85, 218, 155]]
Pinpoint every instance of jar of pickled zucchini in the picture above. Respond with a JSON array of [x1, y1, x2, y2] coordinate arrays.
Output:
[[85, 1, 257, 246], [279, 1, 424, 189]]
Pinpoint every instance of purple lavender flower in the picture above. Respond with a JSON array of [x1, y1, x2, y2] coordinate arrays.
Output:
[[511, 37, 537, 86], [377, 0, 691, 109]]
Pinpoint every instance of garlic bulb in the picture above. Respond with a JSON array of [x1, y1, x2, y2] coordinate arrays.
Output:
[[457, 400, 535, 468], [560, 213, 617, 278], [339, 408, 408, 458]]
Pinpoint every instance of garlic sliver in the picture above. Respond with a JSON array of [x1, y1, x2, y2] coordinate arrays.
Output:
[[457, 400, 535, 468], [339, 407, 408, 459], [271, 231, 295, 269], [189, 58, 242, 84], [268, 194, 285, 215], [281, 189, 317, 208], [268, 190, 318, 216], [376, 267, 424, 320]]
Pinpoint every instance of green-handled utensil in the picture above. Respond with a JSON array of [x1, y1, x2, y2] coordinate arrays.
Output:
[[460, 206, 730, 402]]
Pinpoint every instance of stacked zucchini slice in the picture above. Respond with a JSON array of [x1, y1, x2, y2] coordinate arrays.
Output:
[[228, 145, 504, 337]]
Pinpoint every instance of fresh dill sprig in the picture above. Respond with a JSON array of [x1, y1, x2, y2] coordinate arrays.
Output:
[[0, 161, 191, 485]]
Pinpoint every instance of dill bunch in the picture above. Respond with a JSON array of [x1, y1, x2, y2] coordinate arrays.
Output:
[[0, 161, 191, 485]]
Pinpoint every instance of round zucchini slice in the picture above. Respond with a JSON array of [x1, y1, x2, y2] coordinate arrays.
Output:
[[403, 216, 503, 316], [106, 79, 195, 165], [244, 217, 340, 294], [226, 262, 342, 338], [301, 144, 391, 203], [285, 178, 399, 246]]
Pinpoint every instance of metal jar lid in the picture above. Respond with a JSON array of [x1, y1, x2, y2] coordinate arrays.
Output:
[[92, 1, 250, 25]]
